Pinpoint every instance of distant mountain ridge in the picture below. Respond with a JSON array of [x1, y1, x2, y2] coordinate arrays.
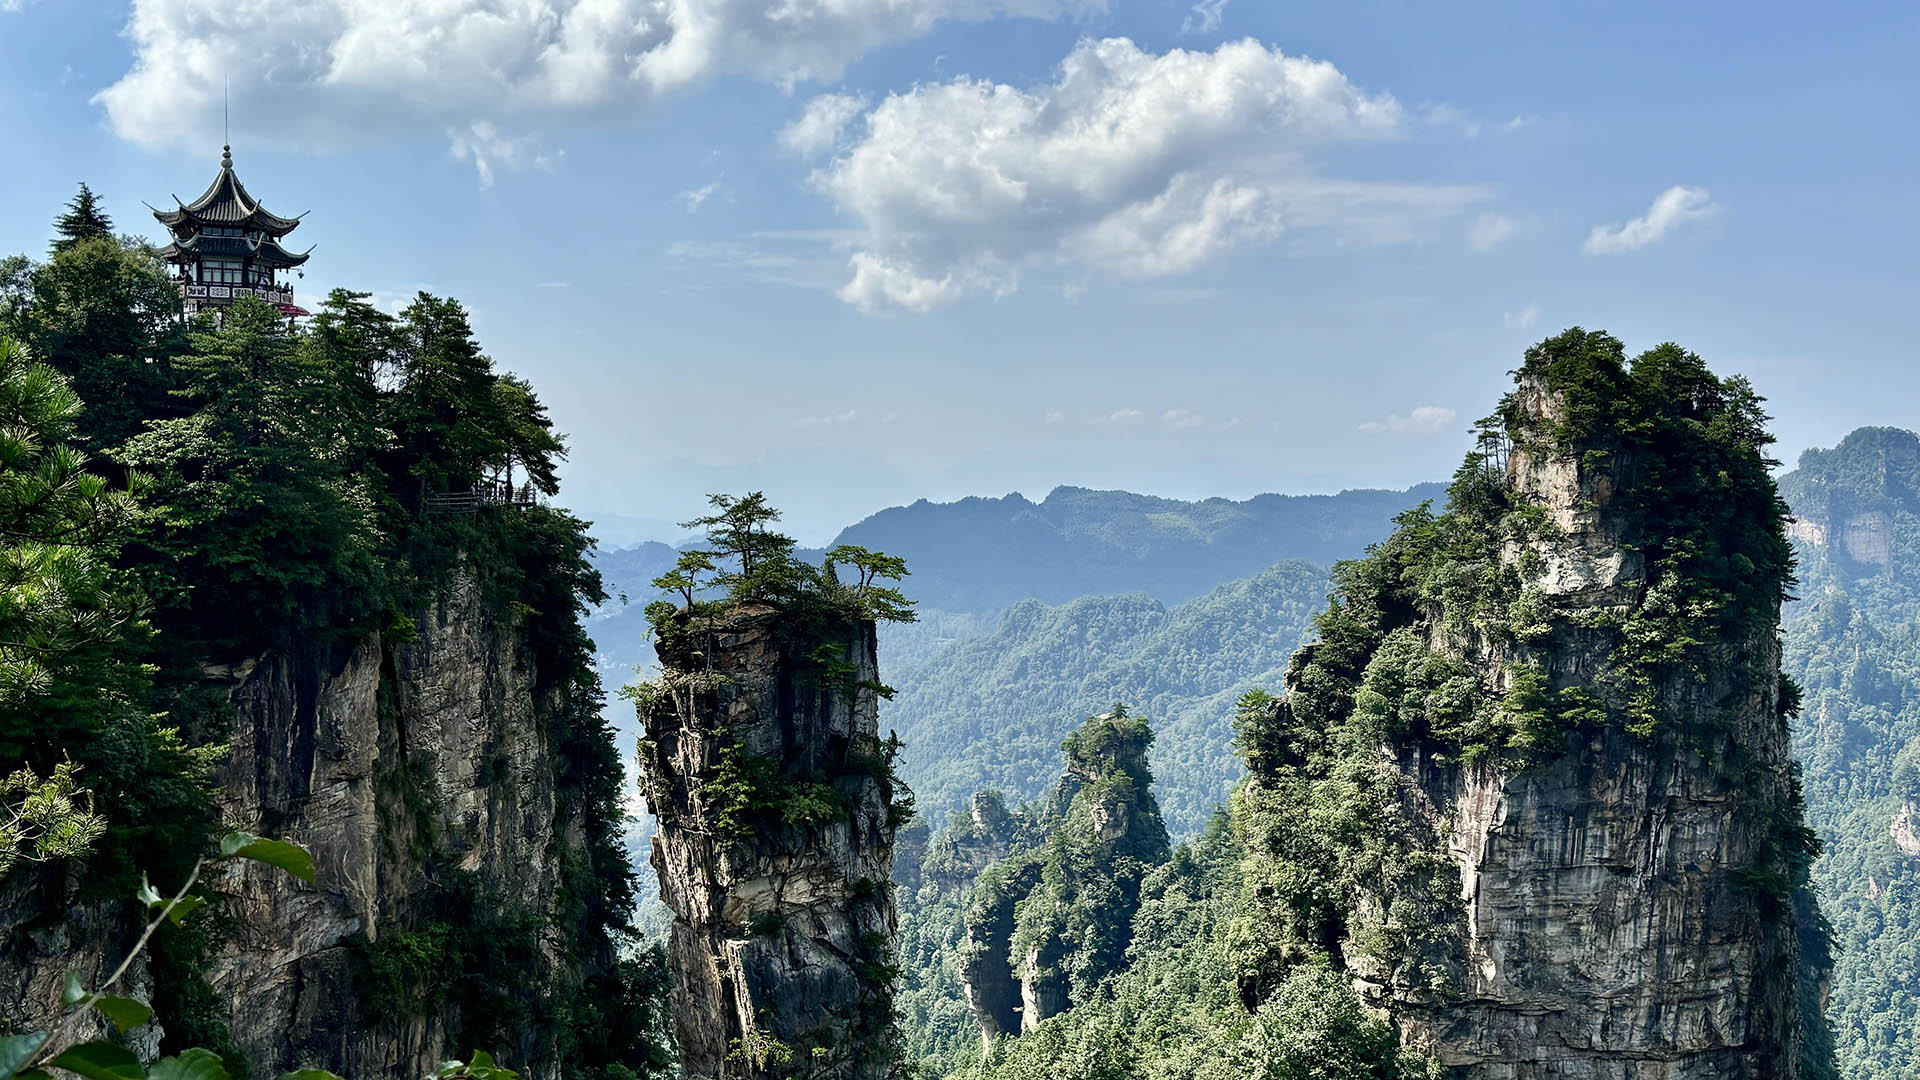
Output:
[[824, 483, 1444, 613]]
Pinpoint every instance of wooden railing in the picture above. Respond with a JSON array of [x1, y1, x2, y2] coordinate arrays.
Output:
[[424, 480, 539, 515]]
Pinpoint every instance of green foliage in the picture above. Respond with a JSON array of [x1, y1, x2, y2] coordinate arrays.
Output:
[[2, 199, 666, 1078], [884, 561, 1330, 837], [51, 185, 114, 255], [0, 761, 106, 876]]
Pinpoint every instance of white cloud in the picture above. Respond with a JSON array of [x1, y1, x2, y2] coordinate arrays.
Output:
[[1360, 405, 1456, 435], [676, 181, 720, 212], [1163, 408, 1206, 430], [1107, 409, 1144, 423], [794, 409, 858, 427], [1465, 212, 1518, 253], [94, 0, 1104, 177], [813, 37, 1483, 312], [780, 92, 868, 157], [1, 0, 37, 12], [1504, 305, 1540, 330], [1044, 410, 1064, 424], [448, 122, 555, 188], [1182, 0, 1228, 33], [1583, 185, 1715, 255]]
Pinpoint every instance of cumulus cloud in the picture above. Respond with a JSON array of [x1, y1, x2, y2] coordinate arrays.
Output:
[[810, 37, 1482, 312], [1583, 185, 1715, 255], [1360, 405, 1456, 435], [779, 92, 868, 157], [94, 0, 1103, 176]]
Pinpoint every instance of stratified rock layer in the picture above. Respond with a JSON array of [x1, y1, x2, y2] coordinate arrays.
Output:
[[637, 604, 900, 1080], [1376, 377, 1807, 1079]]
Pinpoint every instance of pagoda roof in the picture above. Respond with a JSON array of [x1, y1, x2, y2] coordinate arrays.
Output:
[[155, 231, 312, 270], [151, 146, 305, 237]]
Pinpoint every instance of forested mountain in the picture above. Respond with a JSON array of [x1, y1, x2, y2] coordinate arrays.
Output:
[[829, 484, 1440, 613], [0, 206, 666, 1075], [883, 562, 1328, 836], [1778, 426, 1920, 1078], [899, 331, 1828, 1079]]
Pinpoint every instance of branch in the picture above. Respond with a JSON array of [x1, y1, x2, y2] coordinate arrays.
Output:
[[30, 857, 205, 1065]]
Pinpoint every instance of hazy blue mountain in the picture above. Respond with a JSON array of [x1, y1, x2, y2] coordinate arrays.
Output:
[[829, 484, 1442, 613]]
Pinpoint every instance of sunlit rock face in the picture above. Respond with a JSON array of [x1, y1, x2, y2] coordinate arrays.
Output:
[[1377, 375, 1809, 1080], [637, 604, 901, 1080], [1893, 802, 1920, 858]]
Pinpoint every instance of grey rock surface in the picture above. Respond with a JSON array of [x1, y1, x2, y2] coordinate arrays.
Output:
[[637, 603, 901, 1080]]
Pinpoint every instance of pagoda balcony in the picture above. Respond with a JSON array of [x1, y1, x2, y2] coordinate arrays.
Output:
[[181, 282, 296, 307]]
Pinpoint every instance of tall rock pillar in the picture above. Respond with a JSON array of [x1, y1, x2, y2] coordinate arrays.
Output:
[[637, 603, 902, 1079]]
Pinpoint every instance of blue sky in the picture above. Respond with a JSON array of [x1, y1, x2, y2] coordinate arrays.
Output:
[[3, 0, 1916, 543]]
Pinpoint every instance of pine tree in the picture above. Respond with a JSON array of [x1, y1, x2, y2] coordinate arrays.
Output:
[[50, 183, 114, 254]]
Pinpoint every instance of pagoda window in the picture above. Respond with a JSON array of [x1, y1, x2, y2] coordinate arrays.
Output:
[[205, 259, 244, 284]]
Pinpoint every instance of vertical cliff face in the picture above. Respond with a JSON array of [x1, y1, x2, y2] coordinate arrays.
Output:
[[1382, 384, 1806, 1077], [1241, 334, 1823, 1080], [0, 566, 626, 1076], [205, 570, 580, 1077], [637, 603, 901, 1080]]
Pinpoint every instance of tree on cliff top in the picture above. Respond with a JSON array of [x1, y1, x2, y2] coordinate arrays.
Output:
[[651, 491, 916, 624]]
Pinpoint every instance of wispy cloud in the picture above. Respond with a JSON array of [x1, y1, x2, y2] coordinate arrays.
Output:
[[1465, 212, 1519, 253], [675, 181, 720, 212], [1163, 408, 1206, 430], [1504, 305, 1540, 330], [1360, 405, 1457, 435], [448, 122, 556, 187], [1181, 0, 1228, 33], [1107, 408, 1144, 423], [1583, 185, 1715, 254], [794, 409, 859, 427]]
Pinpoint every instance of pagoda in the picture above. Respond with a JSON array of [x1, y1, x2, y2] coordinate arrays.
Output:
[[151, 144, 311, 317]]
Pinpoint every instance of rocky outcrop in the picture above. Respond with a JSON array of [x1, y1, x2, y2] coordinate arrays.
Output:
[[956, 710, 1169, 1049], [202, 570, 577, 1078], [0, 570, 595, 1077], [920, 792, 1017, 899], [1368, 374, 1810, 1078], [637, 603, 902, 1080], [1893, 801, 1920, 858]]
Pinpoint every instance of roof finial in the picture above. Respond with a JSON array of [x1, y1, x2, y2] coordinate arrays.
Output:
[[222, 77, 230, 167]]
